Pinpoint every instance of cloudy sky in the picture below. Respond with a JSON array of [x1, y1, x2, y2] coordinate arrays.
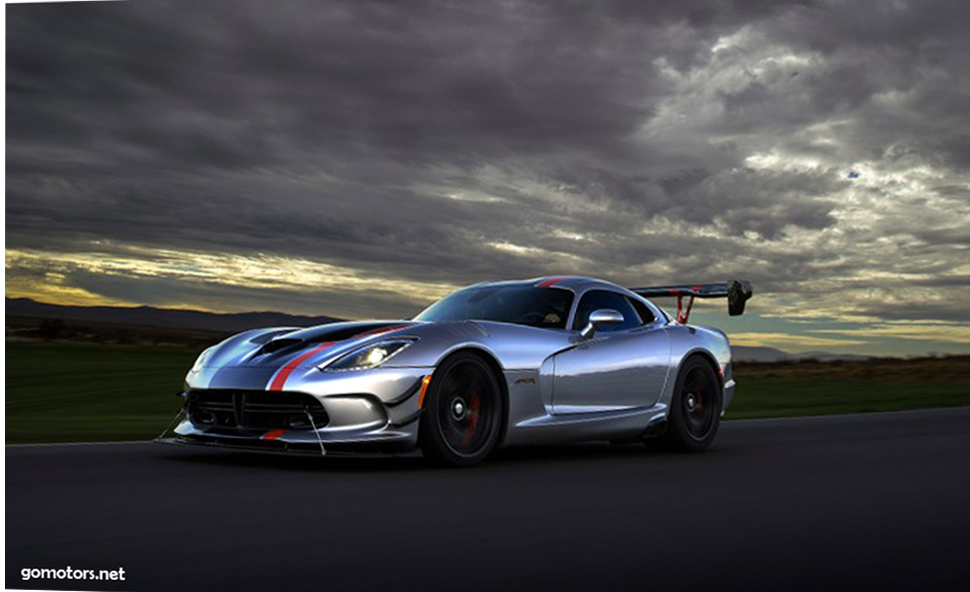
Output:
[[5, 0, 969, 355]]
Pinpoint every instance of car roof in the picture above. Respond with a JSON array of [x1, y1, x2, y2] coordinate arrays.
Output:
[[470, 276, 633, 295], [453, 276, 668, 327]]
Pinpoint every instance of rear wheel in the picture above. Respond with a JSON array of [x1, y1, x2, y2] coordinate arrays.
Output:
[[419, 352, 504, 467], [660, 355, 722, 452]]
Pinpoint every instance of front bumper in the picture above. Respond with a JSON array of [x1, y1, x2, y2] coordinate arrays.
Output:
[[168, 366, 432, 455]]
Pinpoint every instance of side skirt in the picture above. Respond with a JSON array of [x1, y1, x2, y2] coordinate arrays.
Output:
[[503, 403, 669, 446]]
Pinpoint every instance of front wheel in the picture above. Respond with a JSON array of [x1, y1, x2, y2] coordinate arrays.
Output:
[[419, 352, 504, 467], [660, 356, 722, 452]]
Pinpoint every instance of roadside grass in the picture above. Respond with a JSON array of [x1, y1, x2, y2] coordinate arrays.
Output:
[[6, 342, 193, 443], [727, 379, 970, 419], [5, 342, 970, 443], [728, 356, 970, 418]]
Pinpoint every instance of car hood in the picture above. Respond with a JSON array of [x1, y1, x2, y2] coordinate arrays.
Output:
[[202, 321, 421, 370], [198, 318, 577, 374]]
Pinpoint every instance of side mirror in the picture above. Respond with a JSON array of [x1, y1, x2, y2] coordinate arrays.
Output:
[[580, 309, 624, 339]]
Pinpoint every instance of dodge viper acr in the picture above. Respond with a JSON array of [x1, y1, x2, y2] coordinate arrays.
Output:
[[163, 276, 752, 466]]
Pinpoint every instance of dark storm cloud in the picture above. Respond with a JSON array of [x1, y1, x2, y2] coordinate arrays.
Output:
[[6, 0, 970, 341]]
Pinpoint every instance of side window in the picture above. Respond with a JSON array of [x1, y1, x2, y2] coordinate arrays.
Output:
[[627, 297, 656, 324], [572, 290, 642, 332]]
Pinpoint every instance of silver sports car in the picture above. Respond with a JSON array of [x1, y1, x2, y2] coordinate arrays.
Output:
[[163, 276, 752, 466]]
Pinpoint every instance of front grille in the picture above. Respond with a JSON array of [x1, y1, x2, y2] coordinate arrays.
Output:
[[187, 390, 329, 431]]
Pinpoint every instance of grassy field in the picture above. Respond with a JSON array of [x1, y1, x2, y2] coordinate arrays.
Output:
[[728, 356, 970, 418], [6, 342, 194, 443], [5, 342, 970, 443]]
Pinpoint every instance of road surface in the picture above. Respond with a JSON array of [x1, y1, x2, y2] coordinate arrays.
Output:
[[7, 408, 970, 591]]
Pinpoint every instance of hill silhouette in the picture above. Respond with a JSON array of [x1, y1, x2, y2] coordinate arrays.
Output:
[[6, 297, 342, 335]]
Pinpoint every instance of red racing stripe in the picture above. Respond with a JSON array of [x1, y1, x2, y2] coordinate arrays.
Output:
[[269, 341, 335, 391], [357, 324, 409, 339], [537, 276, 565, 288], [261, 429, 286, 441]]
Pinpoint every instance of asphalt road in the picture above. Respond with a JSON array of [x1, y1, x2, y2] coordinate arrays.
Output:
[[7, 408, 970, 592]]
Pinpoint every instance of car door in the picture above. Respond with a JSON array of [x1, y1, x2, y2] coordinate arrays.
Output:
[[551, 290, 670, 414]]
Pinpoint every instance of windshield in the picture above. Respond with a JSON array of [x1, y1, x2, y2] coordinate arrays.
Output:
[[414, 286, 574, 329]]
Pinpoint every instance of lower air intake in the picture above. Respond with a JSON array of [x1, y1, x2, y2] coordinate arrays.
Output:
[[187, 390, 329, 431]]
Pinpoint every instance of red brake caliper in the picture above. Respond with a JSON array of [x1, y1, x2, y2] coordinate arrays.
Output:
[[459, 391, 481, 447]]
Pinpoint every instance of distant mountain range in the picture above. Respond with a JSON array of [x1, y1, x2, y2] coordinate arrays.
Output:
[[6, 297, 342, 335], [6, 297, 873, 361], [730, 345, 874, 363], [730, 345, 790, 362]]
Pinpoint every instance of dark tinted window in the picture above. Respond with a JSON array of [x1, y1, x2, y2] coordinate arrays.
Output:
[[415, 286, 574, 329], [627, 297, 656, 324], [572, 290, 642, 332]]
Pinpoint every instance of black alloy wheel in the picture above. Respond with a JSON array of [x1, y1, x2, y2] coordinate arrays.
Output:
[[419, 352, 503, 467], [660, 355, 722, 452]]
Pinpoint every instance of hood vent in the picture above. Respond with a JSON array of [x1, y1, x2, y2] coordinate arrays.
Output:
[[251, 322, 413, 357], [256, 338, 304, 356], [248, 329, 298, 345]]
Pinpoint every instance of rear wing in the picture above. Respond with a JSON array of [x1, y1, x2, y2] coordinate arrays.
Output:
[[632, 280, 753, 324]]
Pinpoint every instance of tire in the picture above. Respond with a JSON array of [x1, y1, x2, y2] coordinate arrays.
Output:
[[419, 352, 504, 467], [660, 355, 722, 452]]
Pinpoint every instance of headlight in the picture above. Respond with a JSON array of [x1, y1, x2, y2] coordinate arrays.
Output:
[[321, 339, 416, 372], [190, 347, 216, 373]]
